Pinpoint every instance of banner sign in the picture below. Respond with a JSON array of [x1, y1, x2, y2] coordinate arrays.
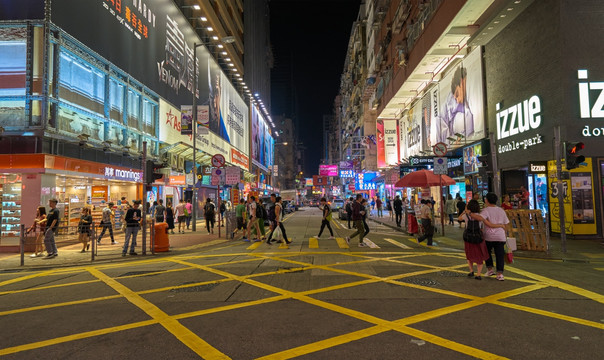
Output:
[[355, 172, 378, 191], [251, 104, 274, 171], [225, 166, 240, 185], [340, 169, 354, 178], [319, 164, 338, 176], [339, 160, 354, 170], [313, 175, 327, 186]]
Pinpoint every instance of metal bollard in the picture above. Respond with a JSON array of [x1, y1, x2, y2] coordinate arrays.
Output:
[[20, 224, 25, 266]]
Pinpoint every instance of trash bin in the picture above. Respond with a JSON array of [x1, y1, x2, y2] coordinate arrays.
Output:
[[154, 222, 170, 252]]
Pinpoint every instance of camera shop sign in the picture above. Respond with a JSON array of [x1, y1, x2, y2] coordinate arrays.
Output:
[[496, 95, 544, 153], [578, 69, 604, 137]]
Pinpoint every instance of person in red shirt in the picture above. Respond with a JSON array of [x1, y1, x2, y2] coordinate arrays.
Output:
[[501, 194, 513, 210], [376, 197, 383, 217], [519, 186, 530, 209]]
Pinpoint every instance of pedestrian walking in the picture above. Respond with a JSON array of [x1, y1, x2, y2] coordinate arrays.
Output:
[[234, 198, 246, 238], [175, 199, 186, 233], [393, 195, 403, 227], [376, 197, 383, 217], [345, 197, 354, 229], [458, 200, 490, 280], [149, 201, 157, 218], [77, 207, 92, 253], [471, 193, 510, 281], [155, 199, 165, 223], [253, 198, 268, 240], [417, 199, 434, 246], [386, 196, 393, 221], [245, 196, 261, 242], [219, 201, 226, 227], [97, 201, 116, 245], [166, 201, 175, 234], [122, 200, 142, 256], [345, 194, 367, 247], [445, 194, 457, 225], [456, 195, 466, 227], [315, 197, 334, 239], [266, 196, 290, 244], [204, 198, 216, 234], [27, 206, 46, 257], [185, 199, 193, 229], [43, 199, 60, 259], [361, 198, 370, 241]]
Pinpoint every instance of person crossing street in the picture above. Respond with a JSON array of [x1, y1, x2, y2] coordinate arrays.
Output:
[[345, 194, 367, 247]]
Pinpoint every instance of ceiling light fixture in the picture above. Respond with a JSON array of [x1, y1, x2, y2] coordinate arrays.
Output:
[[212, 35, 219, 41], [207, 26, 214, 31], [200, 16, 207, 21]]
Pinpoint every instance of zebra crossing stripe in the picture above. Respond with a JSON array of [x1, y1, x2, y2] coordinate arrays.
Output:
[[383, 238, 412, 249], [335, 238, 349, 249], [309, 237, 319, 249], [362, 239, 380, 249], [246, 241, 263, 250]]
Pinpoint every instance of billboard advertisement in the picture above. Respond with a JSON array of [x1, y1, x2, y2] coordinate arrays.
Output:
[[251, 104, 274, 171], [319, 165, 338, 176], [50, 0, 249, 155], [430, 47, 485, 149], [355, 172, 379, 191], [339, 160, 354, 170], [377, 119, 400, 168], [405, 103, 424, 157], [462, 142, 482, 175]]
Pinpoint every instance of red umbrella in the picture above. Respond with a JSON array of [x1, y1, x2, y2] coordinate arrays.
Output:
[[395, 169, 456, 188]]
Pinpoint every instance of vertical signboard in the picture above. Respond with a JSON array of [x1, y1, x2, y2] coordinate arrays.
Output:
[[384, 119, 398, 166], [376, 120, 386, 167]]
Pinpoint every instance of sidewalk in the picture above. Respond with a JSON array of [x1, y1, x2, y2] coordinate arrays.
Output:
[[0, 219, 241, 271], [367, 209, 604, 262]]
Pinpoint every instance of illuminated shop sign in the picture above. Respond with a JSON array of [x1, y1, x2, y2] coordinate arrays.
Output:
[[528, 161, 547, 174], [339, 170, 354, 178], [104, 167, 143, 182], [409, 157, 462, 168], [578, 69, 604, 137], [495, 95, 543, 154]]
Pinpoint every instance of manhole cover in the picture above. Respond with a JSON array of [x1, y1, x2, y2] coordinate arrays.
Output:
[[170, 283, 218, 293], [400, 278, 441, 287], [118, 271, 161, 277], [438, 271, 466, 277]]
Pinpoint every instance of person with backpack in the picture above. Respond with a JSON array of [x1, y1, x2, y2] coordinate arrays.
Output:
[[315, 197, 334, 239], [245, 196, 262, 242], [393, 195, 403, 227], [252, 198, 268, 240], [345, 197, 354, 229], [266, 196, 290, 245], [456, 195, 466, 227], [204, 198, 216, 234], [97, 201, 116, 245], [361, 198, 370, 241]]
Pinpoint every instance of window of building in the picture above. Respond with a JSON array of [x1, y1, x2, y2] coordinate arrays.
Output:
[[109, 78, 125, 123], [127, 89, 141, 130], [142, 97, 157, 136], [58, 50, 105, 115]]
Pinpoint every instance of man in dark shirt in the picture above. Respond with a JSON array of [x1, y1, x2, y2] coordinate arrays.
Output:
[[155, 199, 165, 223], [346, 194, 367, 247], [43, 198, 60, 258], [393, 195, 403, 227], [345, 197, 354, 229], [122, 200, 142, 256]]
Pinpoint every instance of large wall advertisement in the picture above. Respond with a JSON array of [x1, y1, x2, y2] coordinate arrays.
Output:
[[50, 0, 249, 156], [251, 104, 274, 171], [430, 47, 485, 149], [376, 119, 399, 168]]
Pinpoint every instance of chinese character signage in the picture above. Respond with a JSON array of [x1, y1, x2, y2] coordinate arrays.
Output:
[[319, 165, 338, 176], [340, 170, 354, 178], [355, 172, 378, 191]]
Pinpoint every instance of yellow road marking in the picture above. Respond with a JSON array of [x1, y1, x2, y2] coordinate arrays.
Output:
[[278, 241, 289, 249], [595, 268, 604, 271], [309, 237, 319, 248], [383, 238, 412, 249], [0, 279, 100, 296], [0, 319, 158, 356], [335, 237, 349, 249], [493, 300, 604, 330], [246, 241, 263, 250], [0, 270, 54, 288], [87, 267, 229, 359]]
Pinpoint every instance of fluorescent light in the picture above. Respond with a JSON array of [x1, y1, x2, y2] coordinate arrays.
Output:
[[207, 26, 214, 31], [193, 5, 201, 10], [200, 16, 207, 21], [212, 35, 219, 40], [221, 51, 227, 55], [231, 68, 238, 72], [228, 63, 234, 67], [217, 44, 224, 48]]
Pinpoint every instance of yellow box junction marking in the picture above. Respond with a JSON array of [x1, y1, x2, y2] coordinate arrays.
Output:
[[335, 237, 349, 249], [308, 237, 319, 248], [383, 237, 412, 249], [246, 241, 263, 250]]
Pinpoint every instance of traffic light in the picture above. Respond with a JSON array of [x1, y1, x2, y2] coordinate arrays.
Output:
[[477, 153, 493, 178], [145, 160, 164, 184], [564, 142, 585, 170]]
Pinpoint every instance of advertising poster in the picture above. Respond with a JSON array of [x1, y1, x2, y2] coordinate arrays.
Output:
[[339, 160, 354, 170], [51, 0, 248, 155], [313, 175, 327, 186], [433, 47, 485, 149], [305, 178, 314, 187], [463, 143, 482, 175], [571, 172, 594, 224], [319, 165, 338, 176], [406, 103, 423, 157], [376, 120, 386, 167], [251, 104, 273, 171], [398, 116, 408, 162], [384, 119, 399, 166]]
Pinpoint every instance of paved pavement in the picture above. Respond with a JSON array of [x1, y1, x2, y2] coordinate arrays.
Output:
[[0, 207, 603, 359]]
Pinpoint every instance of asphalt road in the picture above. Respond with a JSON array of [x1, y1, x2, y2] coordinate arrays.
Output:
[[0, 207, 603, 359]]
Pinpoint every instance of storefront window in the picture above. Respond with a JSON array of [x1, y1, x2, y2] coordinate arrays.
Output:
[[58, 50, 105, 115], [0, 175, 22, 239], [0, 27, 27, 97]]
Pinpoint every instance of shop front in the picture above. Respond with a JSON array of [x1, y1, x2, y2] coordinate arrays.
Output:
[[0, 154, 142, 243]]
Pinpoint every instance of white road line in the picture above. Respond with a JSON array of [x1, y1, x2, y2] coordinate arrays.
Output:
[[383, 238, 412, 249]]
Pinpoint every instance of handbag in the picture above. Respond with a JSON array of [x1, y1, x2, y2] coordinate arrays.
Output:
[[463, 219, 483, 244]]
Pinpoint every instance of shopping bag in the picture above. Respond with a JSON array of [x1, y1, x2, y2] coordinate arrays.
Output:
[[273, 226, 283, 241], [504, 244, 514, 264]]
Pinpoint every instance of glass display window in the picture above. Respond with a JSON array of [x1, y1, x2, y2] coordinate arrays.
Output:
[[0, 175, 22, 239]]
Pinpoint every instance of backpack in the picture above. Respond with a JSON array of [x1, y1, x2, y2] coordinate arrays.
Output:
[[256, 204, 267, 219], [345, 202, 352, 213], [220, 203, 226, 213], [463, 218, 483, 244], [204, 203, 215, 217]]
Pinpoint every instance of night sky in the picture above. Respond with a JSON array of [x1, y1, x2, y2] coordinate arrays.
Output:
[[270, 0, 361, 176]]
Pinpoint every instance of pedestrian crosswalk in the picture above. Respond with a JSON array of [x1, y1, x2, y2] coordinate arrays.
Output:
[[240, 236, 439, 251]]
